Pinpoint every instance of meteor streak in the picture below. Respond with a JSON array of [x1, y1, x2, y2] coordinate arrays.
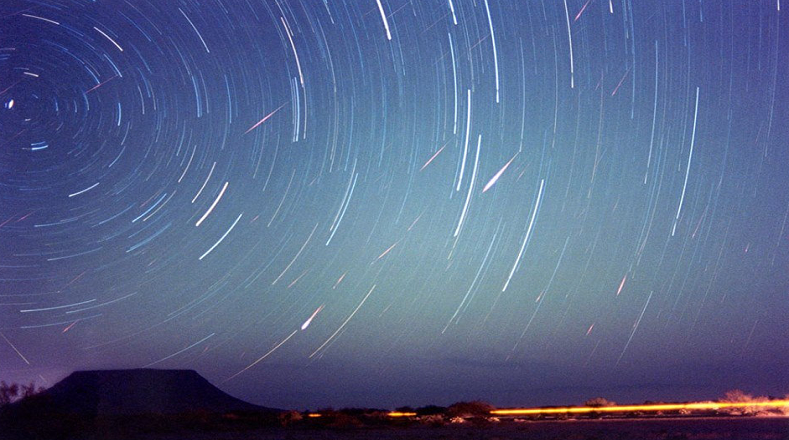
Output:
[[482, 153, 517, 193], [616, 274, 627, 295], [0, 332, 30, 365], [85, 75, 117, 94], [374, 241, 399, 262], [420, 144, 447, 171], [333, 272, 347, 289], [244, 102, 288, 134], [574, 0, 592, 21], [301, 305, 325, 330]]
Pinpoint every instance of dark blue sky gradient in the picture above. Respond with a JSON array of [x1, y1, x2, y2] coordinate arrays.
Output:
[[1, 0, 788, 409]]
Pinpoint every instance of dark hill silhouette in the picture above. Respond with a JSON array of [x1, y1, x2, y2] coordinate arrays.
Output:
[[16, 368, 273, 416], [0, 369, 280, 439]]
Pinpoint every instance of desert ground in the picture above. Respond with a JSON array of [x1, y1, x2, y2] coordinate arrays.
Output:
[[51, 416, 786, 440]]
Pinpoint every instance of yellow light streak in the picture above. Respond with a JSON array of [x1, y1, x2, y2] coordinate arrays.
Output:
[[491, 400, 789, 416], [387, 411, 417, 417]]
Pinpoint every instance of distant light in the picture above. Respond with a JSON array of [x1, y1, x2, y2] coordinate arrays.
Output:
[[5, 99, 13, 109], [307, 413, 322, 418]]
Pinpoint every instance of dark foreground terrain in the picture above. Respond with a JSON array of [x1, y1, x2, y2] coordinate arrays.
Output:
[[4, 417, 785, 440], [148, 418, 789, 440], [2, 371, 786, 439]]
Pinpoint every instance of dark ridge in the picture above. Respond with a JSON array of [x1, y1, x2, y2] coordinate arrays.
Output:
[[10, 368, 274, 416]]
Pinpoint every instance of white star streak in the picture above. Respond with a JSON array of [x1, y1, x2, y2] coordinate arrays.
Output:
[[225, 329, 299, 382], [454, 135, 481, 237], [503, 179, 545, 291], [562, 0, 575, 88], [309, 284, 376, 358], [195, 181, 228, 227], [22, 14, 59, 25], [272, 223, 318, 284], [179, 8, 210, 53], [281, 17, 304, 86], [616, 291, 653, 365], [447, 0, 458, 25], [143, 333, 215, 368], [68, 182, 99, 198], [483, 0, 500, 103], [456, 89, 472, 191], [376, 0, 392, 41], [192, 162, 216, 203], [672, 87, 700, 236], [199, 213, 243, 260], [94, 27, 123, 52]]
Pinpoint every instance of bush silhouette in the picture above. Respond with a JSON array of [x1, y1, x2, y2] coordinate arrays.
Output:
[[0, 382, 19, 406], [0, 381, 44, 406], [720, 390, 769, 416], [584, 397, 615, 407], [446, 401, 494, 418]]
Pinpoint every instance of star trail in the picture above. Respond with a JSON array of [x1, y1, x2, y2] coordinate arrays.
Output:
[[1, 0, 788, 409]]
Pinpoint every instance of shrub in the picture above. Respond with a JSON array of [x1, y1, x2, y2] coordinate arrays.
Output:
[[584, 397, 615, 407], [446, 401, 494, 418], [418, 414, 445, 427], [720, 390, 769, 416], [277, 410, 303, 427]]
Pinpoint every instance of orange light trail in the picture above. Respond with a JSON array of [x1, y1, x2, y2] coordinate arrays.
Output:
[[387, 411, 417, 417], [490, 400, 789, 416]]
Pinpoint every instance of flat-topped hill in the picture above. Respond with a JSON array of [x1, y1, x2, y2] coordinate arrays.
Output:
[[16, 368, 272, 415]]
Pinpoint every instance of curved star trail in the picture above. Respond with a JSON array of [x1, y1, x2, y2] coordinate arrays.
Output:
[[1, 1, 787, 409]]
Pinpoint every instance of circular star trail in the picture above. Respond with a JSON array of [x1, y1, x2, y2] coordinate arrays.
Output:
[[1, 0, 787, 409]]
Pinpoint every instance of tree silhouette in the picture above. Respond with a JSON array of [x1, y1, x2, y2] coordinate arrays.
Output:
[[0, 381, 45, 407], [0, 382, 19, 406]]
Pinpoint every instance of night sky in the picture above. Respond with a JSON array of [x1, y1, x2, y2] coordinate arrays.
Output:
[[1, 0, 788, 410]]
